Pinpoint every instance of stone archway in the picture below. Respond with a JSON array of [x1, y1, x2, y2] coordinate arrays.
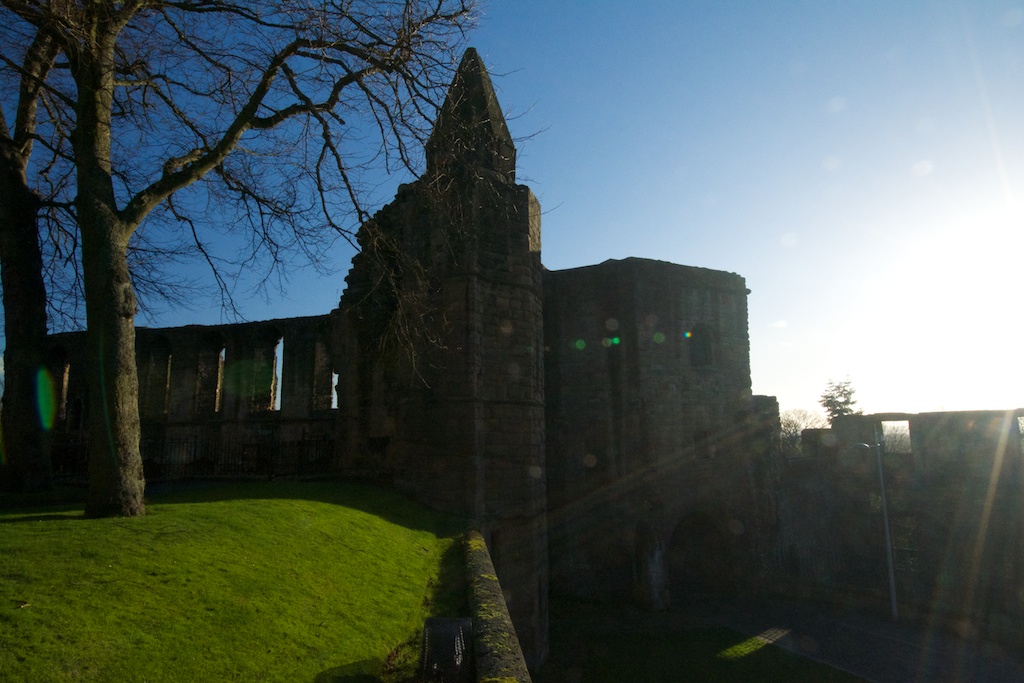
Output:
[[633, 519, 669, 610], [668, 510, 742, 603]]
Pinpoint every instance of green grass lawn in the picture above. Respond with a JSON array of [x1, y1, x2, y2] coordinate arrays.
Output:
[[0, 481, 466, 683]]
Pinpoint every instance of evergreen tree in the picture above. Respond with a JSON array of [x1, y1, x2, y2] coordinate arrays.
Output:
[[819, 378, 861, 424]]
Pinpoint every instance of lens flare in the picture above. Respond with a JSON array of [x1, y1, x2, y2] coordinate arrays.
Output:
[[653, 332, 666, 344], [683, 331, 692, 339], [36, 367, 57, 431], [574, 339, 586, 350]]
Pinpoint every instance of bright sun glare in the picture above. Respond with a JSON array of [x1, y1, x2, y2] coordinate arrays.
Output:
[[843, 203, 1024, 413]]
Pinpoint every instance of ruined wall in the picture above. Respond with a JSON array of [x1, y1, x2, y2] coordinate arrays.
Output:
[[543, 258, 773, 606], [40, 41, 1024, 667], [776, 410, 1024, 644], [38, 46, 801, 669], [48, 315, 336, 478]]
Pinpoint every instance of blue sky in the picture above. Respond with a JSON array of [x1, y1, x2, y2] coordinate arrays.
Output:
[[156, 1, 1024, 415]]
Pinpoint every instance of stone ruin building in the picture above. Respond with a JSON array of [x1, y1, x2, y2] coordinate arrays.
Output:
[[784, 409, 1024, 643], [42, 48, 1024, 666]]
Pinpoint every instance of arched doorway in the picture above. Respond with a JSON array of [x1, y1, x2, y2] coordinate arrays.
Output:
[[668, 510, 742, 603], [633, 520, 669, 610]]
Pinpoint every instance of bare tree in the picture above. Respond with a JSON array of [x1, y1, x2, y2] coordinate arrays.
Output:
[[780, 408, 828, 457], [880, 420, 911, 454], [1, 0, 474, 516], [1, 70, 203, 494]]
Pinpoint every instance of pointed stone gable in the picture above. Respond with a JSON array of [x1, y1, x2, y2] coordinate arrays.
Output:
[[425, 47, 516, 180], [334, 44, 546, 666]]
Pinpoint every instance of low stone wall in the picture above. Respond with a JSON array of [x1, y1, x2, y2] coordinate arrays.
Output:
[[465, 530, 532, 683]]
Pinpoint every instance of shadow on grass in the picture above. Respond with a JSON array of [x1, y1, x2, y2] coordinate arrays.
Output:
[[312, 537, 469, 683], [313, 658, 384, 683], [2, 478, 469, 534], [429, 535, 469, 617], [146, 478, 468, 534], [0, 511, 84, 524]]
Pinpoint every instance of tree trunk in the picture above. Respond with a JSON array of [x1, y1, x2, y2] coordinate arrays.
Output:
[[81, 224, 145, 517], [0, 170, 51, 493], [72, 32, 146, 517]]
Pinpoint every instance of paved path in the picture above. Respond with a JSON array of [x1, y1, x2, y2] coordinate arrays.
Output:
[[541, 597, 1024, 682], [713, 597, 1024, 683]]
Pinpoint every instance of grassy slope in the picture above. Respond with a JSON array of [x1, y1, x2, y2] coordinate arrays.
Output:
[[0, 481, 465, 683]]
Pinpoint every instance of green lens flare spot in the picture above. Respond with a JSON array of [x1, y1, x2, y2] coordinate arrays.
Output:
[[574, 339, 586, 350], [36, 367, 57, 431]]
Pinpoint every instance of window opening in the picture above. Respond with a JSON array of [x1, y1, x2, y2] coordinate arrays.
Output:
[[50, 348, 70, 423], [162, 353, 172, 415], [331, 371, 340, 410], [273, 337, 284, 411], [58, 362, 70, 423], [881, 420, 911, 454], [215, 347, 226, 413]]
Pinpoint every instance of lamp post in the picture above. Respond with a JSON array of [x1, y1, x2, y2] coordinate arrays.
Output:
[[854, 429, 898, 621]]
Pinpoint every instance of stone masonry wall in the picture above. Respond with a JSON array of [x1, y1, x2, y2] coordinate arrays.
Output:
[[543, 258, 768, 606]]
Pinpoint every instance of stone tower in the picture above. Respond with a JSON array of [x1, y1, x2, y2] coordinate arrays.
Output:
[[333, 48, 548, 664]]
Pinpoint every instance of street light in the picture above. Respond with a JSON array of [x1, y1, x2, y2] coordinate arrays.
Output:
[[854, 429, 898, 621]]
